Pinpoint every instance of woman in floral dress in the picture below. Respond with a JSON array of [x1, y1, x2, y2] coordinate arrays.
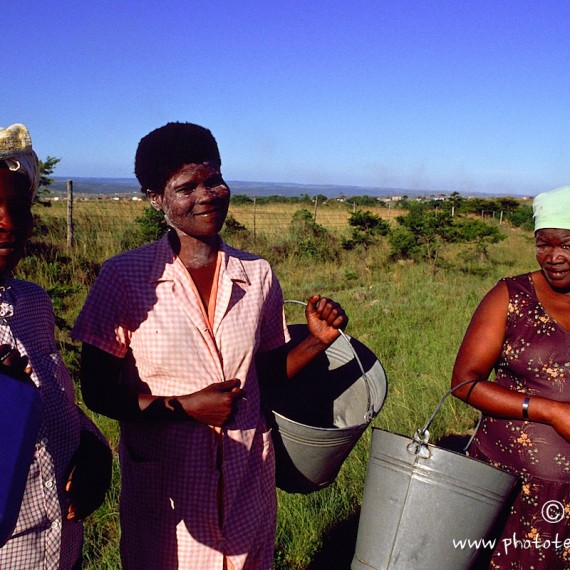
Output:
[[452, 185, 570, 568]]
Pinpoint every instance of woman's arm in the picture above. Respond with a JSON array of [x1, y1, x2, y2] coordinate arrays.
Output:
[[80, 343, 141, 421], [80, 343, 243, 426], [285, 295, 348, 378], [256, 295, 348, 385], [452, 282, 570, 441]]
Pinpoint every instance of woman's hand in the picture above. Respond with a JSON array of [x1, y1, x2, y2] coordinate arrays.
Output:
[[65, 431, 112, 521], [305, 295, 348, 347], [0, 343, 33, 383], [176, 379, 244, 427], [545, 400, 570, 442], [283, 296, 349, 379]]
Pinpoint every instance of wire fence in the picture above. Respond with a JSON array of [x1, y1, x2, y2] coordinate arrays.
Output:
[[229, 204, 400, 236], [39, 197, 400, 248], [39, 187, 520, 260]]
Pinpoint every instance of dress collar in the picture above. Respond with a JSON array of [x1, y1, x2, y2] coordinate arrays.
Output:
[[149, 233, 250, 286]]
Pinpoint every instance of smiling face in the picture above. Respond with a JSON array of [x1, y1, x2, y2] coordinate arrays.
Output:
[[0, 167, 33, 276], [535, 228, 570, 292], [148, 162, 230, 240]]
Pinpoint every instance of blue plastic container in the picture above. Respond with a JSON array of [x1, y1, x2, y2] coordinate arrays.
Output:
[[0, 372, 43, 547]]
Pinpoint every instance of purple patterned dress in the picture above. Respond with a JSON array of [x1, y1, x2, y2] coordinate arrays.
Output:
[[470, 273, 570, 569]]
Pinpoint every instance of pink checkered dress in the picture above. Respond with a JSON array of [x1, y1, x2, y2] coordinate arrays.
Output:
[[0, 278, 103, 570], [73, 236, 289, 570]]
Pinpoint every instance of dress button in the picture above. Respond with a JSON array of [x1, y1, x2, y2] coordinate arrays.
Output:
[[40, 438, 48, 446], [45, 479, 53, 489], [51, 519, 60, 529]]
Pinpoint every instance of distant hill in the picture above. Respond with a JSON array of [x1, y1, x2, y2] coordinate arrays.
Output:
[[51, 178, 141, 196], [227, 181, 429, 199], [50, 177, 524, 199], [50, 177, 447, 199]]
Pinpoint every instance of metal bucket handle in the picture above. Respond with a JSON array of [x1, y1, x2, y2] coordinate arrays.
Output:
[[285, 300, 375, 422], [406, 378, 482, 458]]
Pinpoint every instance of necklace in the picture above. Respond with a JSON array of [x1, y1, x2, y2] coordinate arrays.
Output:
[[0, 284, 14, 324]]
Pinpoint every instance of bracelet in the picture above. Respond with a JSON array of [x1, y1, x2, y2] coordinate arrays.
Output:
[[522, 397, 530, 420]]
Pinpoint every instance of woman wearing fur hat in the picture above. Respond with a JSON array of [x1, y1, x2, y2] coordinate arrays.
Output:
[[0, 124, 111, 569], [452, 186, 570, 568]]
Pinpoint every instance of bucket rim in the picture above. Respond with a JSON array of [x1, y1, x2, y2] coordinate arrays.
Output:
[[370, 427, 518, 480], [268, 408, 371, 432], [263, 323, 387, 430], [285, 313, 382, 420]]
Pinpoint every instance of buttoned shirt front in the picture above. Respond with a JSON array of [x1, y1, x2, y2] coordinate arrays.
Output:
[[73, 236, 289, 570], [0, 278, 102, 570]]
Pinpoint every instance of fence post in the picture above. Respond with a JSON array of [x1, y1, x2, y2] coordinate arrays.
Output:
[[313, 196, 319, 222], [253, 195, 257, 239], [67, 180, 74, 248]]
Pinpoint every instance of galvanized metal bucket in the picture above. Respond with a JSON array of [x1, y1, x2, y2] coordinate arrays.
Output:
[[263, 320, 387, 494], [351, 382, 518, 570]]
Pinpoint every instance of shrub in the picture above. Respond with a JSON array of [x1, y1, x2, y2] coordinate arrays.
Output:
[[508, 204, 534, 231], [289, 209, 327, 238], [345, 195, 384, 207], [389, 205, 452, 264], [221, 214, 259, 252], [389, 203, 505, 265], [343, 210, 390, 250], [452, 218, 505, 256], [120, 205, 167, 249], [230, 194, 254, 205], [223, 214, 248, 235], [388, 226, 424, 260], [286, 209, 339, 261], [348, 210, 390, 234]]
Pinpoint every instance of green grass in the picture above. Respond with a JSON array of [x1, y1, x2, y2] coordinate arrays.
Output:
[[272, 226, 535, 568], [19, 201, 537, 569]]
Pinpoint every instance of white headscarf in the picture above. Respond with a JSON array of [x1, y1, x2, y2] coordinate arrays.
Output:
[[0, 124, 40, 197], [533, 185, 570, 232]]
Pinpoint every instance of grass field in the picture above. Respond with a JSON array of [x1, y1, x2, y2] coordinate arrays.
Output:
[[18, 199, 537, 569]]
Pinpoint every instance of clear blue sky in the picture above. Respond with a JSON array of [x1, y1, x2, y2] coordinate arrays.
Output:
[[3, 1, 569, 195]]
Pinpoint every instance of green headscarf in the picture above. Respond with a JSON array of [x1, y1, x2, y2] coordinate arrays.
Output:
[[533, 185, 570, 232]]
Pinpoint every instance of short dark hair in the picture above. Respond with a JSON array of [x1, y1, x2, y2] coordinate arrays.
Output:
[[134, 122, 221, 193]]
